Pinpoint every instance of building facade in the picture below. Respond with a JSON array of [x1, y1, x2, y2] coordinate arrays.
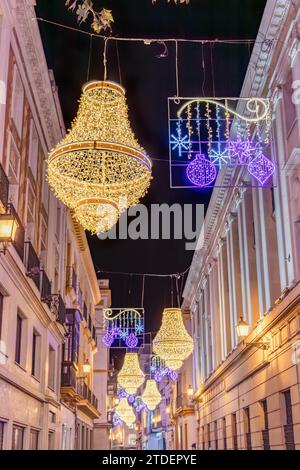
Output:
[[93, 279, 111, 450], [0, 0, 101, 450], [183, 0, 300, 451]]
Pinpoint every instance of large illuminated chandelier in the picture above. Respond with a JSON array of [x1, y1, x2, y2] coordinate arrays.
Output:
[[153, 308, 194, 370], [117, 352, 145, 395], [47, 81, 152, 233], [141, 379, 162, 411], [115, 398, 136, 427]]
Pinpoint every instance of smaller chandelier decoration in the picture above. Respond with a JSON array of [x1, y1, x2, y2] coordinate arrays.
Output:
[[153, 308, 194, 371], [102, 308, 144, 349], [141, 379, 162, 411], [117, 352, 145, 395], [115, 398, 136, 427], [169, 97, 275, 189], [47, 81, 152, 234]]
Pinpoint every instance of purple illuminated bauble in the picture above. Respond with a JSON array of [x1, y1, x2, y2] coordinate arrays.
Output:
[[102, 331, 114, 347], [135, 404, 144, 413], [186, 153, 217, 187], [247, 152, 275, 185], [168, 370, 178, 382], [154, 370, 163, 383], [118, 389, 128, 399], [125, 332, 138, 349], [127, 395, 135, 405]]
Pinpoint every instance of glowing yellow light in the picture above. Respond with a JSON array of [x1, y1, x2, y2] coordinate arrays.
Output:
[[0, 213, 18, 243], [237, 316, 250, 339], [47, 81, 152, 233], [153, 308, 194, 371], [187, 385, 194, 397], [115, 398, 136, 427], [141, 379, 161, 411], [82, 359, 91, 375], [117, 352, 145, 395]]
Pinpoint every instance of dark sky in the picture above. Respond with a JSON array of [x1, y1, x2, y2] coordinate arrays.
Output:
[[36, 0, 267, 338]]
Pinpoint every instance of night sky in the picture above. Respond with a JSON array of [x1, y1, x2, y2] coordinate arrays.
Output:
[[36, 0, 267, 343]]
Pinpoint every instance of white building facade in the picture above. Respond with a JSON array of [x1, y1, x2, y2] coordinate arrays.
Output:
[[183, 0, 300, 451], [0, 0, 101, 450]]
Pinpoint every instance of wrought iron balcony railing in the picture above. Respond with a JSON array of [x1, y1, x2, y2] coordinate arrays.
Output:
[[25, 241, 41, 290], [176, 393, 194, 411], [50, 293, 66, 324], [41, 269, 52, 307]]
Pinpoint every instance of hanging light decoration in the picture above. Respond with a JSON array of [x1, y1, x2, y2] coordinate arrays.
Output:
[[47, 81, 152, 233], [152, 308, 194, 370], [115, 398, 136, 427], [141, 379, 162, 411], [117, 352, 145, 395]]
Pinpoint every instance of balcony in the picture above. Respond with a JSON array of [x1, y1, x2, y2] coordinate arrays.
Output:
[[175, 393, 194, 416], [50, 293, 66, 324], [25, 241, 41, 290], [61, 363, 79, 403], [40, 269, 52, 307], [77, 378, 100, 419], [0, 163, 9, 211]]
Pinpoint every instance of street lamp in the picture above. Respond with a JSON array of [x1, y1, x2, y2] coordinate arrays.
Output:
[[82, 358, 91, 375], [237, 316, 270, 350], [0, 210, 18, 254], [187, 385, 194, 398], [237, 316, 250, 340]]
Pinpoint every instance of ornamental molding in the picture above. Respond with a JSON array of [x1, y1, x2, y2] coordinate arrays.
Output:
[[183, 0, 291, 306], [289, 37, 300, 67], [14, 0, 63, 150]]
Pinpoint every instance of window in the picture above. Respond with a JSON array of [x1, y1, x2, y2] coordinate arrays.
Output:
[[222, 417, 227, 450], [15, 313, 22, 365], [48, 431, 55, 450], [11, 67, 24, 137], [31, 330, 41, 378], [48, 345, 56, 390], [207, 423, 211, 449], [0, 421, 4, 450], [214, 420, 218, 450], [12, 425, 24, 450], [244, 407, 252, 450], [29, 429, 39, 450], [282, 390, 295, 450], [0, 292, 3, 340], [260, 399, 270, 450], [231, 413, 238, 450], [185, 422, 188, 450], [201, 425, 205, 450]]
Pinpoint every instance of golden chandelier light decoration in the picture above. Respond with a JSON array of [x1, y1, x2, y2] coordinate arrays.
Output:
[[141, 379, 162, 411], [47, 81, 152, 233], [115, 398, 136, 427], [152, 308, 194, 371], [117, 352, 145, 395]]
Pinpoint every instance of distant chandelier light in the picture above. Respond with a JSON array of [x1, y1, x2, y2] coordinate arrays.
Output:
[[117, 352, 145, 395], [47, 81, 152, 234], [115, 398, 136, 427], [153, 308, 194, 371], [141, 379, 162, 411]]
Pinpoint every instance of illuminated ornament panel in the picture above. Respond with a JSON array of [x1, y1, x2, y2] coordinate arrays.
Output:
[[102, 308, 144, 349], [150, 355, 178, 383], [117, 352, 145, 395], [115, 398, 136, 427], [47, 81, 152, 233], [168, 97, 275, 188], [153, 308, 194, 371], [141, 379, 162, 411]]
